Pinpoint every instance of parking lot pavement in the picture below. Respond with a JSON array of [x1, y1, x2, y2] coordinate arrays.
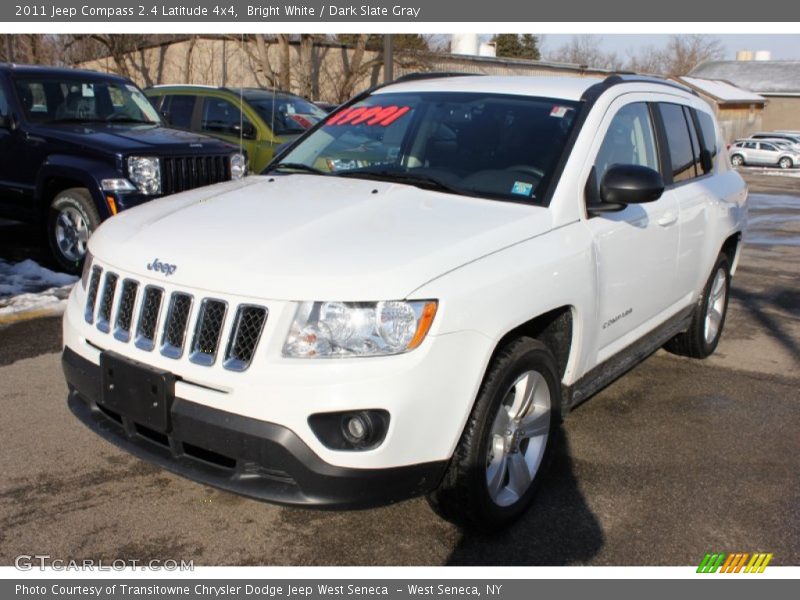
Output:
[[0, 174, 798, 566]]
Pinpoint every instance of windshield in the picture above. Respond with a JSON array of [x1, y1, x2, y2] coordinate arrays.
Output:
[[14, 76, 161, 125], [246, 93, 327, 135], [275, 91, 579, 203]]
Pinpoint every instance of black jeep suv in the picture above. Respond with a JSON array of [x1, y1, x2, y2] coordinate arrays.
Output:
[[0, 64, 246, 273]]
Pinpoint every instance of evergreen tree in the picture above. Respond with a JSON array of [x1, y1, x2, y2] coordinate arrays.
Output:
[[491, 34, 540, 60]]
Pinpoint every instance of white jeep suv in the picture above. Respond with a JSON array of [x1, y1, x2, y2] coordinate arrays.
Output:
[[62, 74, 747, 528]]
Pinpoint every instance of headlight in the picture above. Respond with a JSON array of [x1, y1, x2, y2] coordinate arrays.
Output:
[[127, 156, 161, 195], [230, 153, 246, 179], [283, 300, 437, 358]]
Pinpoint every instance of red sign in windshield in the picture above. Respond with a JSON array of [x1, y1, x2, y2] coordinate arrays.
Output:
[[326, 105, 411, 127]]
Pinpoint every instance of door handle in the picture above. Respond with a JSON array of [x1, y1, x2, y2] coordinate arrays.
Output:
[[657, 212, 678, 227]]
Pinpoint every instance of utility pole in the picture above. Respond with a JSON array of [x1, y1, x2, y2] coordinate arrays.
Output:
[[384, 34, 394, 83]]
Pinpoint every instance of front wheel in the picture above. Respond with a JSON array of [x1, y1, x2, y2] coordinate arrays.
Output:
[[47, 188, 101, 274], [665, 254, 731, 358], [427, 337, 561, 530], [730, 154, 744, 167], [779, 156, 793, 169]]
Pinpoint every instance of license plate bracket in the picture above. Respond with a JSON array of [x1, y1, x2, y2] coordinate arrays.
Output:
[[100, 351, 176, 432]]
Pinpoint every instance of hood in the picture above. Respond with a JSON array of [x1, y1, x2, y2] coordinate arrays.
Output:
[[89, 175, 553, 300], [34, 123, 236, 155]]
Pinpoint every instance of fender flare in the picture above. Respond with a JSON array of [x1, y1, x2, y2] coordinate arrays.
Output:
[[35, 155, 121, 220]]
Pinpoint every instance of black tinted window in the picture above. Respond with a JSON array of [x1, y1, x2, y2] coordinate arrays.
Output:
[[201, 97, 253, 136], [163, 95, 195, 129], [659, 103, 697, 183], [0, 85, 7, 117], [684, 107, 704, 176], [696, 110, 718, 171]]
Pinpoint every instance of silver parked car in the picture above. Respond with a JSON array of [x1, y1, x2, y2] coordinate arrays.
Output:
[[750, 132, 800, 148], [729, 139, 799, 169]]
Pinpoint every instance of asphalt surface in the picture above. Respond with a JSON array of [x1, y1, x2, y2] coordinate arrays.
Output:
[[0, 173, 798, 566]]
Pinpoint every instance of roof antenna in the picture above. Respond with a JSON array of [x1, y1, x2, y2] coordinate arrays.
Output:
[[238, 33, 244, 164]]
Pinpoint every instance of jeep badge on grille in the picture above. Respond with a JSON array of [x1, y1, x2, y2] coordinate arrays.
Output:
[[147, 258, 177, 276]]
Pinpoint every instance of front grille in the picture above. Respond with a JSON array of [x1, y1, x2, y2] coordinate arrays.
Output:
[[224, 305, 268, 372], [161, 293, 193, 359], [86, 266, 267, 372], [113, 279, 139, 342], [96, 273, 118, 333], [190, 299, 227, 366], [84, 266, 102, 323], [161, 155, 229, 195], [135, 286, 164, 351]]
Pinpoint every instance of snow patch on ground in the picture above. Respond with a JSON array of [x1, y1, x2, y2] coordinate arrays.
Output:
[[0, 259, 77, 319]]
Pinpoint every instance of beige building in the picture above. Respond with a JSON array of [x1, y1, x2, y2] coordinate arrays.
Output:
[[78, 35, 617, 103], [675, 76, 766, 142], [690, 60, 800, 133]]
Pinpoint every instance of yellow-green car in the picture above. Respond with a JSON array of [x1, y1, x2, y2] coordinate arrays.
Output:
[[145, 85, 328, 173]]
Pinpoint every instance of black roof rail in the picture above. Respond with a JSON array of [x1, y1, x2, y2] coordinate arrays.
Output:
[[582, 73, 698, 103]]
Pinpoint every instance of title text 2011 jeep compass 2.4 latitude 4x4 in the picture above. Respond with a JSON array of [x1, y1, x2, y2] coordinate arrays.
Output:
[[62, 74, 747, 528]]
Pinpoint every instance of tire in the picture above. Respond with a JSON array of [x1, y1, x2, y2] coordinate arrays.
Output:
[[427, 337, 561, 530], [665, 254, 731, 359], [47, 188, 101, 274], [730, 154, 744, 167], [779, 156, 792, 169]]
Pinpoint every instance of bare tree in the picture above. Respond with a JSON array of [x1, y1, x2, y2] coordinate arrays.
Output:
[[0, 34, 62, 65], [658, 35, 724, 76], [183, 35, 197, 83], [545, 35, 622, 70]]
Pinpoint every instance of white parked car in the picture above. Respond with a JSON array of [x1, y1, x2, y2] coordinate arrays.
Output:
[[62, 74, 747, 529], [729, 139, 799, 169]]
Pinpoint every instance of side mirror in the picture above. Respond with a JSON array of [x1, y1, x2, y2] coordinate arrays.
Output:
[[231, 122, 257, 140], [241, 121, 257, 140], [600, 164, 664, 207]]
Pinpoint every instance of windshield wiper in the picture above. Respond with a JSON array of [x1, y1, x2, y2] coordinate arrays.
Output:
[[266, 162, 327, 175], [105, 116, 153, 124], [336, 170, 463, 195], [48, 117, 105, 124]]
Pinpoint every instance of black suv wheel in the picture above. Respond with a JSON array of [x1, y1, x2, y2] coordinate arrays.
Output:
[[47, 188, 100, 274]]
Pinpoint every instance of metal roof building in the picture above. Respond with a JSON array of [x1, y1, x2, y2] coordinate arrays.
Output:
[[690, 60, 800, 132]]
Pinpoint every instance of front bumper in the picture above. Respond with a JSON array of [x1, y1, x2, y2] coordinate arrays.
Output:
[[63, 347, 446, 508]]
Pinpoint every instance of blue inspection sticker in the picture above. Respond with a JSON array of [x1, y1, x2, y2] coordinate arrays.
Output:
[[511, 181, 534, 196]]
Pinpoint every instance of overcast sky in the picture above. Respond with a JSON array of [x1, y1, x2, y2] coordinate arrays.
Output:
[[536, 34, 800, 61]]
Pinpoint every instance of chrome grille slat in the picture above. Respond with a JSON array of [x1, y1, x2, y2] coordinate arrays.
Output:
[[84, 266, 102, 324], [134, 286, 164, 351], [96, 273, 118, 333], [224, 305, 268, 372], [189, 299, 227, 366], [161, 292, 193, 359], [86, 267, 268, 370], [113, 279, 139, 342]]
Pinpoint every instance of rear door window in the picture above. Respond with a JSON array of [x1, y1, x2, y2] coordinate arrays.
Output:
[[162, 94, 196, 129], [658, 103, 697, 183], [201, 97, 254, 137]]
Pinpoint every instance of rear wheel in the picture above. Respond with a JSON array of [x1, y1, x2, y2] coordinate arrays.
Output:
[[730, 154, 744, 167], [665, 254, 731, 358], [47, 188, 100, 274], [427, 337, 560, 530]]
